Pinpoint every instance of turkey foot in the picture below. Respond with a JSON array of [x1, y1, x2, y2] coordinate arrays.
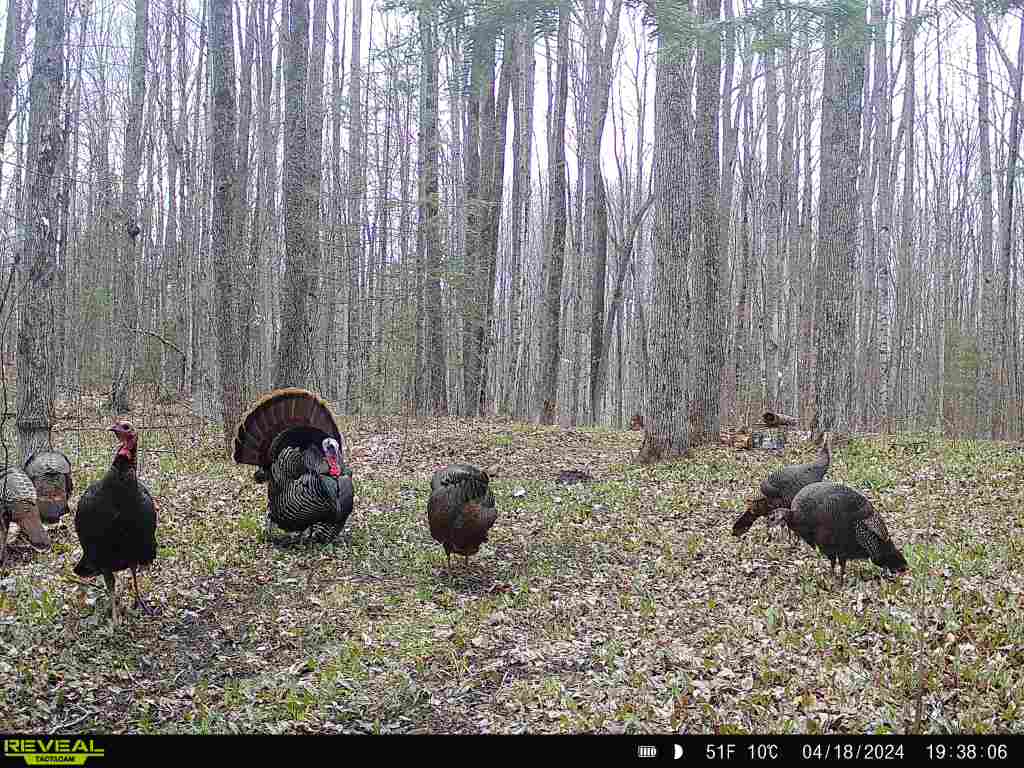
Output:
[[131, 568, 156, 615]]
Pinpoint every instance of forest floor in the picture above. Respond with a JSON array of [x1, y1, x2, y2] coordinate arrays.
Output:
[[1, 398, 1023, 734]]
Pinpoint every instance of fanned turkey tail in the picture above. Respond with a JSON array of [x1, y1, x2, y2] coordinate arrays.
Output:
[[233, 388, 343, 469]]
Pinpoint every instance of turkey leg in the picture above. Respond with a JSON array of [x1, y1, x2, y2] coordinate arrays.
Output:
[[104, 572, 119, 627], [131, 567, 155, 615]]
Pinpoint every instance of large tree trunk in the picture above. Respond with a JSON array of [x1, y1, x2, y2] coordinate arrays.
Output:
[[0, 0, 22, 152], [209, 0, 242, 453], [639, 6, 693, 464], [813, 3, 866, 437], [477, 28, 510, 416], [690, 0, 724, 446], [762, 1, 780, 412], [973, 0, 995, 438], [419, 2, 446, 415], [586, 0, 623, 425], [110, 0, 149, 413], [994, 15, 1024, 437], [873, 0, 893, 431], [16, 0, 66, 461], [897, 0, 917, 430], [273, 0, 314, 388], [344, 0, 364, 410], [538, 0, 570, 425]]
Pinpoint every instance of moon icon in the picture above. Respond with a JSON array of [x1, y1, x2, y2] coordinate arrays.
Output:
[[674, 744, 683, 760]]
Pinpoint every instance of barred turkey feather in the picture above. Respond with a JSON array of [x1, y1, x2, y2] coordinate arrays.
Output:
[[235, 389, 354, 543], [770, 481, 908, 581], [24, 450, 74, 524]]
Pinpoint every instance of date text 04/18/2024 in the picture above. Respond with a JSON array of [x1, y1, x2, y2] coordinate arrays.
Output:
[[634, 740, 1011, 762]]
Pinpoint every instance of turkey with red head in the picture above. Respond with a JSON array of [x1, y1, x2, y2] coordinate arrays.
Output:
[[732, 432, 832, 538], [767, 481, 908, 582], [74, 422, 158, 626], [234, 388, 354, 544]]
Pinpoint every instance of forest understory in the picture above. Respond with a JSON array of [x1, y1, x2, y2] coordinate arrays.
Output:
[[1, 394, 1022, 734]]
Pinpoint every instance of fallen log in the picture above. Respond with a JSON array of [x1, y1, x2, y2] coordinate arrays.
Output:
[[762, 411, 799, 427]]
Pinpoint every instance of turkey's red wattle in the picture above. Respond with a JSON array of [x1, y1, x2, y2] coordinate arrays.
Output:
[[326, 455, 340, 477], [117, 436, 138, 463]]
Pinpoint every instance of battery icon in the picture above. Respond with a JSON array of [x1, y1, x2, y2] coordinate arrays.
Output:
[[638, 746, 657, 758]]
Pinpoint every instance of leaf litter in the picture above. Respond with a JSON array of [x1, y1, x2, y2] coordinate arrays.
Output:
[[0, 410, 1022, 733]]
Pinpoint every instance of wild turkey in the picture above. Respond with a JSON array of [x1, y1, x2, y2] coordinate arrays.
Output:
[[74, 422, 158, 626], [427, 464, 497, 569], [24, 450, 74, 524], [233, 388, 354, 543], [0, 468, 50, 567], [732, 432, 832, 538], [767, 481, 908, 582]]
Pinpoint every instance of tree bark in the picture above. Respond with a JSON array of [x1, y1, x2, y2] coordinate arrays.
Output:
[[538, 0, 569, 425], [419, 2, 446, 415], [110, 0, 149, 413], [273, 0, 314, 388], [873, 0, 894, 431], [345, 0, 364, 409], [16, 0, 66, 461], [813, 2, 866, 438], [691, 0, 724, 445], [639, 2, 693, 464], [0, 0, 22, 151], [973, 0, 995, 438], [209, 0, 242, 453]]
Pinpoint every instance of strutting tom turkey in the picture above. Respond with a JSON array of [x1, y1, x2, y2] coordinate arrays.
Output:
[[74, 422, 158, 626], [234, 388, 354, 544], [427, 464, 497, 569], [24, 450, 74, 524], [732, 432, 832, 538], [768, 481, 908, 582], [0, 468, 50, 567]]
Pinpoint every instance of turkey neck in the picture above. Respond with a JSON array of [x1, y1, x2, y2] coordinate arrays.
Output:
[[110, 451, 141, 486]]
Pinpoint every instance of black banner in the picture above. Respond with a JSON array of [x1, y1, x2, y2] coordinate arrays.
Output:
[[0, 735, 1017, 764]]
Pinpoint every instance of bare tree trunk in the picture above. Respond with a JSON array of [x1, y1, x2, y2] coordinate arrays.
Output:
[[274, 0, 314, 388], [690, 0, 724, 445], [974, 0, 995, 438], [307, 0, 327, 394], [0, 0, 22, 151], [477, 28, 510, 416], [344, 0, 365, 408], [994, 15, 1024, 438], [897, 0, 917, 433], [16, 0, 66, 461], [586, 0, 623, 425], [419, 2, 446, 415], [639, 6, 692, 464], [873, 0, 894, 431], [538, 0, 569, 425], [762, 2, 780, 411], [813, 3, 866, 437], [110, 0, 149, 413], [209, 0, 242, 453]]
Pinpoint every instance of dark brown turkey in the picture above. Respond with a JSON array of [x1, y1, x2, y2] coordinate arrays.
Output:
[[427, 464, 497, 569], [24, 450, 74, 524], [732, 432, 832, 538], [74, 422, 158, 626], [767, 481, 908, 581]]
